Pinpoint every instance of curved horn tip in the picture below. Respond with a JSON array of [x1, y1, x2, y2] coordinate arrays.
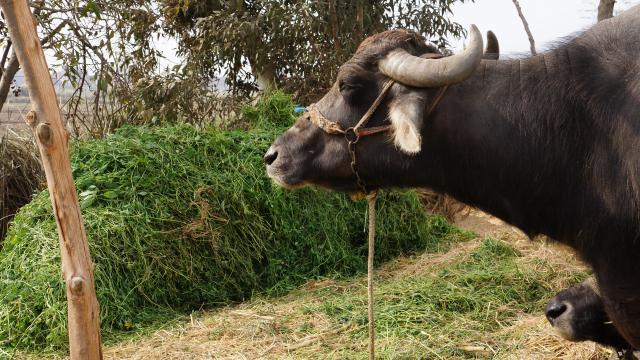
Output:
[[378, 24, 484, 87], [484, 30, 500, 60], [486, 30, 497, 44], [467, 25, 483, 52]]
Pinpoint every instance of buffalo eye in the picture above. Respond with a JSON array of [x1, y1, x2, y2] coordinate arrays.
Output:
[[340, 81, 362, 94], [339, 78, 370, 104]]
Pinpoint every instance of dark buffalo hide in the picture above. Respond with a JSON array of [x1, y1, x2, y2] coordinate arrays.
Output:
[[267, 5, 640, 348]]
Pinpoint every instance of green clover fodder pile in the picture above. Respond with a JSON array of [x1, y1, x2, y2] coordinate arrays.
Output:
[[0, 124, 462, 352]]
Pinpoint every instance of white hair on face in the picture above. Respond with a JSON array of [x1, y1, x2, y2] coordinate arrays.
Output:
[[388, 93, 425, 154]]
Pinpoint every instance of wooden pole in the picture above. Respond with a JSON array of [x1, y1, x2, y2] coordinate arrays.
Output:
[[0, 1, 103, 358]]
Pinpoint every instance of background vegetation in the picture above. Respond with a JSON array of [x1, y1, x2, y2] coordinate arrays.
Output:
[[0, 0, 473, 133], [162, 0, 471, 101]]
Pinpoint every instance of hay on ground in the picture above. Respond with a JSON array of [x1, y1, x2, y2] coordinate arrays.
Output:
[[417, 188, 470, 222]]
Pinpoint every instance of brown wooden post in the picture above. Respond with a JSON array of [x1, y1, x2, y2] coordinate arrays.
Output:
[[0, 1, 103, 358]]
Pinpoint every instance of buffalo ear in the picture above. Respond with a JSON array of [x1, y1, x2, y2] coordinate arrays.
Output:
[[388, 94, 425, 154]]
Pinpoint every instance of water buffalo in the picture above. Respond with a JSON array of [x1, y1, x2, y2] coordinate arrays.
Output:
[[265, 5, 640, 347], [547, 278, 632, 350]]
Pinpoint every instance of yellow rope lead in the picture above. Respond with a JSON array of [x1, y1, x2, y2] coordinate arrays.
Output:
[[367, 191, 377, 360]]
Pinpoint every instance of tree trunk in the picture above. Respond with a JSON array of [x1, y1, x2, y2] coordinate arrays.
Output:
[[355, 0, 364, 45], [0, 1, 103, 359], [511, 0, 537, 56], [328, 0, 342, 56], [252, 61, 276, 92], [0, 41, 12, 77], [0, 20, 64, 112], [598, 0, 615, 21], [0, 52, 20, 110]]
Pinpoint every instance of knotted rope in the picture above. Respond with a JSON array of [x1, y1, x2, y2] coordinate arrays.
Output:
[[303, 81, 449, 359]]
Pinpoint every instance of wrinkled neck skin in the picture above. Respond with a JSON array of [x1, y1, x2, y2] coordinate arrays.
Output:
[[402, 56, 580, 240], [360, 57, 568, 236]]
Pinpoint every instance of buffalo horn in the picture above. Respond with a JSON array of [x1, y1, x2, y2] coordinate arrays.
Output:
[[484, 30, 500, 60], [379, 25, 484, 87]]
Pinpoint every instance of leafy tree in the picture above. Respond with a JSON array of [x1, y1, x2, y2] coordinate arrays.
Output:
[[0, 1, 472, 132], [162, 0, 473, 103], [0, 0, 162, 136]]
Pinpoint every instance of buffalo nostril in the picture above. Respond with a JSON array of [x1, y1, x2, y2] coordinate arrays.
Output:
[[545, 301, 568, 323], [264, 148, 278, 165]]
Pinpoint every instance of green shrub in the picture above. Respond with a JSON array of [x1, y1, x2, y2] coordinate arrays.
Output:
[[0, 124, 461, 352], [241, 90, 297, 128]]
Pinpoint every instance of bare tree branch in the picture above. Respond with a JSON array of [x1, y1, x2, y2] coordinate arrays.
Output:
[[511, 0, 536, 56], [40, 20, 66, 44], [59, 19, 120, 80], [0, 21, 65, 111], [0, 41, 12, 75], [0, 51, 19, 108], [355, 0, 364, 45]]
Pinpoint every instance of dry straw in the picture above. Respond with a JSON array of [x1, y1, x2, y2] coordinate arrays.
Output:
[[0, 130, 44, 242]]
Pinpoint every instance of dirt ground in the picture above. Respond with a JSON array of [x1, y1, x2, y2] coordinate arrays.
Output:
[[94, 210, 615, 360]]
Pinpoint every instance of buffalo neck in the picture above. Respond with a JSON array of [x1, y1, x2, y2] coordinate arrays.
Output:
[[373, 46, 621, 247]]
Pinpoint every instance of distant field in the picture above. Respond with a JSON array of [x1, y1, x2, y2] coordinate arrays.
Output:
[[0, 96, 85, 136], [0, 121, 29, 136], [0, 99, 34, 135]]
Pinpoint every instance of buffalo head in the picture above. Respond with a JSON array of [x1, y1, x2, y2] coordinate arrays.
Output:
[[546, 278, 633, 351], [265, 26, 491, 192]]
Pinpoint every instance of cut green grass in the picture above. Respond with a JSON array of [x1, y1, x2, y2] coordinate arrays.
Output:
[[49, 233, 593, 360], [0, 124, 465, 354], [301, 238, 589, 359]]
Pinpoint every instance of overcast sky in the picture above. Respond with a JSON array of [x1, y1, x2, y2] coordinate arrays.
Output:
[[449, 0, 639, 55]]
